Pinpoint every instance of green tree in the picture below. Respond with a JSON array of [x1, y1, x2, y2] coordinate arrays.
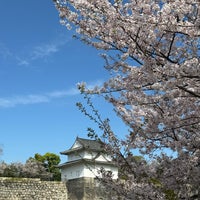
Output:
[[34, 152, 61, 181]]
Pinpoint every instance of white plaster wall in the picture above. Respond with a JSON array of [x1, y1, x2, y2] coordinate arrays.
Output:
[[71, 141, 81, 149], [61, 164, 84, 181], [68, 151, 103, 162], [70, 151, 112, 161], [95, 154, 112, 162], [82, 151, 97, 159], [82, 164, 96, 178], [96, 164, 118, 179], [68, 152, 84, 162], [83, 163, 118, 179], [61, 162, 118, 181]]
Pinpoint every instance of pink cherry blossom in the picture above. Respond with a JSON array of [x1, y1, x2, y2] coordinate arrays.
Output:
[[54, 0, 200, 198]]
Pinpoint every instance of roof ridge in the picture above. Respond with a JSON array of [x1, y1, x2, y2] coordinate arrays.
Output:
[[60, 137, 104, 155], [77, 137, 96, 141]]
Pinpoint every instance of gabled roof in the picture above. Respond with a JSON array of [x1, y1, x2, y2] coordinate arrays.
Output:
[[58, 157, 116, 168], [60, 137, 104, 155]]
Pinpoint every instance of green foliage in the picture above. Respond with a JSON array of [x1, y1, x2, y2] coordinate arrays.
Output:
[[34, 152, 61, 181], [34, 153, 45, 163], [129, 155, 146, 164], [149, 178, 178, 200], [149, 178, 162, 187], [0, 152, 61, 181], [164, 189, 178, 200]]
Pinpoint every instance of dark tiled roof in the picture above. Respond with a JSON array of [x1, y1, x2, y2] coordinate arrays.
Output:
[[60, 137, 104, 155], [58, 158, 115, 168], [77, 137, 104, 151]]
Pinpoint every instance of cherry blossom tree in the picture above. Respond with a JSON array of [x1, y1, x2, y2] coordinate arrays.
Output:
[[0, 152, 61, 180], [0, 159, 51, 180], [54, 0, 200, 199]]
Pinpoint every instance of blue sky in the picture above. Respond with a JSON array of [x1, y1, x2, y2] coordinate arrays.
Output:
[[0, 0, 127, 163]]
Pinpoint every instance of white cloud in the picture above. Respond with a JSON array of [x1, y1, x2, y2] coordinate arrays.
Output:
[[28, 36, 69, 63], [16, 57, 30, 66], [31, 44, 59, 60], [0, 36, 69, 66], [47, 88, 79, 98], [0, 88, 79, 108], [0, 80, 104, 108], [0, 43, 12, 59], [0, 94, 49, 108]]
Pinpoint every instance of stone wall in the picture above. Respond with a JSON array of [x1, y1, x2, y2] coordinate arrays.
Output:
[[67, 177, 114, 200], [0, 177, 68, 200], [0, 177, 115, 200]]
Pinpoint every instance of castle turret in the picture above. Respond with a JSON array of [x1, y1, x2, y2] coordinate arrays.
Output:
[[59, 137, 118, 181], [59, 137, 118, 200]]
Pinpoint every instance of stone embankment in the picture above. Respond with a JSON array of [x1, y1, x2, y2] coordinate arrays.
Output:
[[0, 177, 68, 200]]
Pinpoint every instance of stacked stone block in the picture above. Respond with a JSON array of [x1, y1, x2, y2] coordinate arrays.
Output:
[[0, 177, 68, 200], [67, 177, 113, 200]]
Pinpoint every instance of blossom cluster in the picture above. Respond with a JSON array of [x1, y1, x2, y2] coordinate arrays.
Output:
[[54, 0, 200, 199]]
